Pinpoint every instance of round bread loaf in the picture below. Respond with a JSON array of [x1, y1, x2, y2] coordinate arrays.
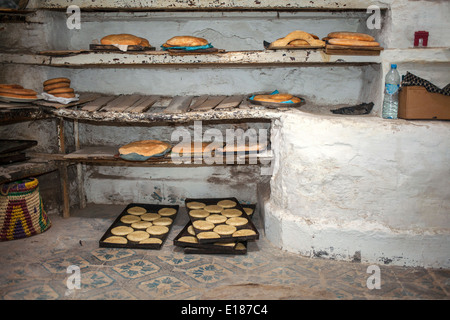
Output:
[[111, 226, 134, 236], [127, 230, 150, 242], [131, 221, 153, 229], [158, 207, 177, 216], [152, 217, 173, 226], [43, 78, 70, 86], [189, 209, 210, 218], [44, 82, 70, 92], [213, 224, 236, 235], [0, 87, 37, 96], [327, 38, 380, 47], [186, 201, 206, 209], [146, 225, 169, 235], [101, 34, 150, 47], [327, 32, 375, 42], [127, 206, 147, 215], [165, 36, 208, 47], [193, 220, 215, 231], [53, 93, 76, 98], [226, 217, 248, 226], [243, 207, 254, 215], [232, 229, 256, 237], [0, 92, 37, 99], [196, 231, 220, 239], [139, 237, 162, 244], [119, 140, 171, 157], [217, 200, 236, 208], [141, 213, 161, 221], [120, 215, 141, 224], [178, 236, 198, 243], [205, 214, 227, 224], [222, 208, 242, 218], [104, 236, 127, 244], [47, 87, 74, 94], [187, 225, 196, 235]]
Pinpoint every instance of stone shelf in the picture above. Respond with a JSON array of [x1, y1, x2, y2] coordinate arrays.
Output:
[[27, 0, 389, 11], [0, 49, 381, 68]]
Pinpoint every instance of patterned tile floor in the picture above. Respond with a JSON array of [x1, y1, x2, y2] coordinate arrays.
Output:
[[0, 204, 449, 300]]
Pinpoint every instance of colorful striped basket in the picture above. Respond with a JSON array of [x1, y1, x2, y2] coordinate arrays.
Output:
[[0, 178, 51, 241]]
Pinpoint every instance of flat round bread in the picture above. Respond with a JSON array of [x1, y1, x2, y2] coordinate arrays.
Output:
[[53, 93, 75, 98], [327, 38, 380, 47], [153, 217, 173, 226], [327, 31, 375, 42], [232, 229, 256, 237], [158, 207, 177, 216], [127, 230, 150, 242], [213, 224, 237, 235], [119, 140, 171, 157], [205, 214, 227, 224], [131, 221, 153, 229], [214, 242, 235, 247], [101, 34, 150, 46], [111, 226, 134, 236], [139, 237, 162, 244], [217, 200, 237, 208], [187, 225, 196, 235], [44, 82, 70, 92], [192, 220, 215, 231], [178, 236, 198, 243], [120, 215, 141, 224], [165, 36, 208, 47], [141, 213, 161, 221], [0, 87, 37, 96], [47, 87, 74, 94], [226, 217, 248, 226], [43, 77, 71, 86], [186, 201, 206, 209], [189, 209, 210, 218], [146, 225, 169, 235], [203, 205, 223, 213], [243, 207, 254, 215], [196, 231, 220, 240], [104, 236, 127, 244], [0, 92, 38, 99], [222, 208, 242, 218], [127, 206, 147, 215], [235, 243, 246, 250]]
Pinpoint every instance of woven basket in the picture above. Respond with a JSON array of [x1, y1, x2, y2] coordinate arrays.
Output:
[[0, 178, 51, 241]]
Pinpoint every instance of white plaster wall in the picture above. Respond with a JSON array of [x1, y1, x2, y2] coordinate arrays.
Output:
[[264, 111, 450, 267]]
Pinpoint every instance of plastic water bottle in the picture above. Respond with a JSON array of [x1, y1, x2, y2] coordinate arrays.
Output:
[[382, 64, 401, 119]]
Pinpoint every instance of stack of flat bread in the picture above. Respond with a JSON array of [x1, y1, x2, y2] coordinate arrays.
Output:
[[253, 92, 301, 104], [119, 140, 171, 157], [43, 78, 76, 98], [325, 32, 380, 47], [269, 30, 325, 48], [162, 36, 209, 48], [0, 84, 38, 100], [100, 34, 151, 47]]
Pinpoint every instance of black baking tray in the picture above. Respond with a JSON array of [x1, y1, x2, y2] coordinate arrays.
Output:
[[184, 197, 259, 244], [99, 203, 179, 250], [173, 222, 247, 254]]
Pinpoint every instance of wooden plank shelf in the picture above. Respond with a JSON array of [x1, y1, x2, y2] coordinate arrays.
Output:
[[34, 92, 286, 124], [0, 157, 59, 184], [62, 146, 267, 167]]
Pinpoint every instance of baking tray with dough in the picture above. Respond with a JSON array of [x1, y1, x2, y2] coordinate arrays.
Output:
[[174, 204, 256, 254], [99, 203, 179, 249], [184, 197, 259, 244]]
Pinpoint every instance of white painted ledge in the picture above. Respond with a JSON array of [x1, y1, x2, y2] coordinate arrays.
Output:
[[26, 0, 389, 10]]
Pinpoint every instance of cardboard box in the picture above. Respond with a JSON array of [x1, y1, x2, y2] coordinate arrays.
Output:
[[398, 86, 450, 120]]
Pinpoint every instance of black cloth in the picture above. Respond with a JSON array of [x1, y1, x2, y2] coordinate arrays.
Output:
[[401, 72, 450, 96]]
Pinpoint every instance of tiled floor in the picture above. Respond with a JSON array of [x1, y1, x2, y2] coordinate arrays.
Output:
[[0, 204, 449, 300]]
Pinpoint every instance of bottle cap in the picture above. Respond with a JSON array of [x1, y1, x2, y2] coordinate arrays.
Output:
[[391, 64, 397, 69]]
